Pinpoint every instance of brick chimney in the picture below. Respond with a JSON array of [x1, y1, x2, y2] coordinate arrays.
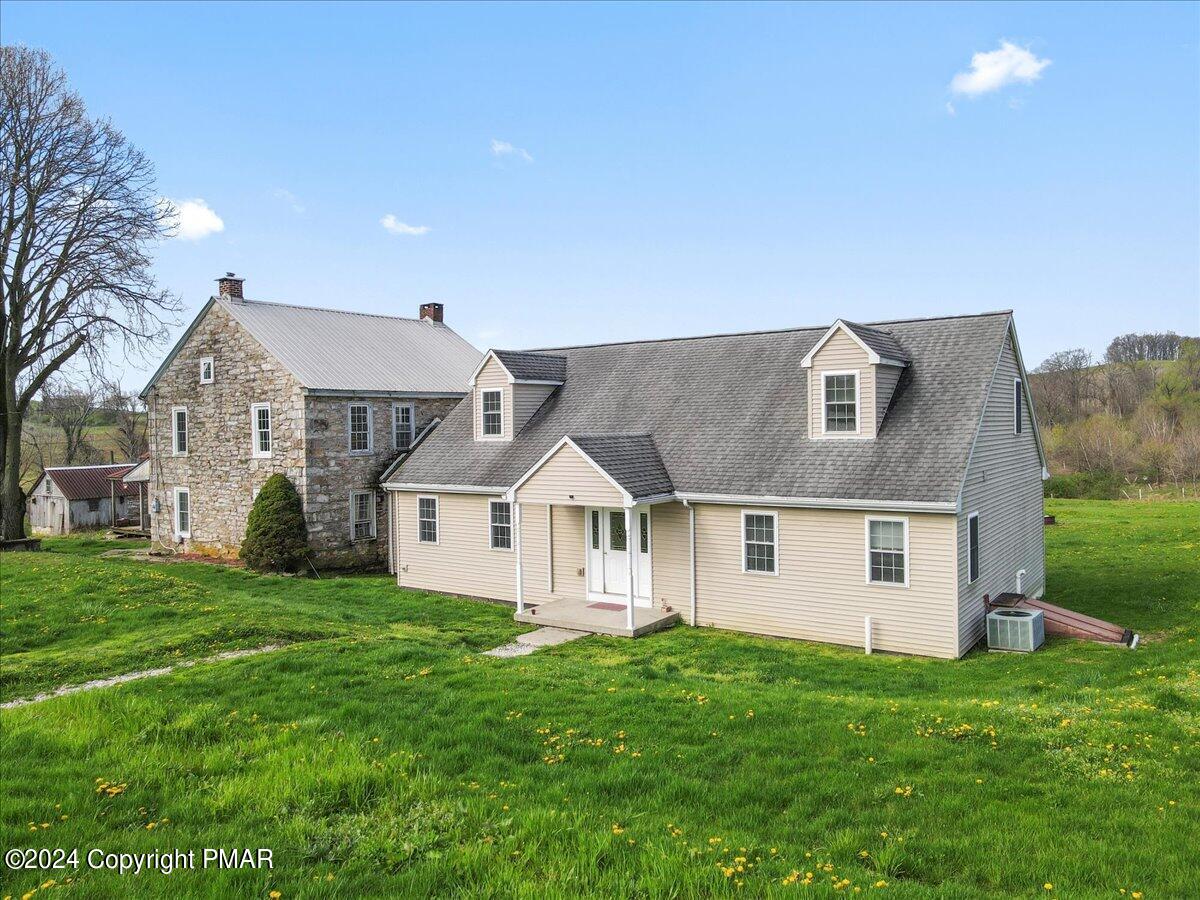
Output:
[[216, 272, 244, 300], [419, 302, 444, 323]]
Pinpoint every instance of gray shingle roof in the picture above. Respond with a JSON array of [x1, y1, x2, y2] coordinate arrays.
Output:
[[841, 321, 910, 364], [493, 350, 567, 383], [388, 312, 1015, 505], [569, 434, 674, 500], [144, 296, 482, 397]]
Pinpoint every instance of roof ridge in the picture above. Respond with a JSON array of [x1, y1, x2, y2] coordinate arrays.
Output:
[[216, 295, 439, 325], [525, 309, 1013, 353], [46, 463, 133, 471]]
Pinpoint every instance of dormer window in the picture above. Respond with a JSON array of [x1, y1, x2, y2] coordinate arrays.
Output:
[[822, 372, 858, 434], [481, 389, 503, 437]]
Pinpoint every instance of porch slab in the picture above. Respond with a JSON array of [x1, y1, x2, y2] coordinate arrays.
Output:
[[514, 599, 680, 638]]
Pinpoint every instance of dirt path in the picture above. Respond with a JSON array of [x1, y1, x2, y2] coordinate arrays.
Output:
[[1, 644, 284, 710]]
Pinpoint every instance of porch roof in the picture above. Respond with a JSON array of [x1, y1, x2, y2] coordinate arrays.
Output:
[[568, 434, 674, 500]]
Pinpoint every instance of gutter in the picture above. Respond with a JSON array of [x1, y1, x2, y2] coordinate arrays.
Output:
[[673, 492, 958, 514]]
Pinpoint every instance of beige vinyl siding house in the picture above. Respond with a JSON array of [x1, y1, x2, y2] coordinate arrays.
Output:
[[384, 313, 1047, 659], [955, 332, 1046, 654]]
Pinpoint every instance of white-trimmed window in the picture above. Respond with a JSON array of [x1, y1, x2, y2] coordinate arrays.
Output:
[[171, 407, 188, 456], [348, 403, 372, 453], [742, 510, 778, 575], [1014, 378, 1023, 434], [489, 499, 512, 550], [481, 389, 503, 437], [199, 357, 214, 384], [174, 486, 191, 538], [968, 512, 980, 584], [351, 490, 375, 541], [866, 517, 908, 586], [393, 403, 415, 451], [418, 496, 439, 543], [822, 371, 858, 434], [251, 403, 272, 457]]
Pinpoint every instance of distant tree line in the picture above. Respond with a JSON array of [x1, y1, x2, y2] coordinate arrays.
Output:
[[1030, 331, 1200, 491]]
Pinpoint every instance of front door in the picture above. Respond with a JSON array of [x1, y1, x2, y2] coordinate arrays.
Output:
[[585, 507, 651, 606]]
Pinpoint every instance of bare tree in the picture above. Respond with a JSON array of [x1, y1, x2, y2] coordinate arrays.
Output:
[[101, 377, 146, 461], [39, 377, 99, 465], [1, 47, 179, 539], [1105, 331, 1190, 364], [1032, 348, 1095, 425]]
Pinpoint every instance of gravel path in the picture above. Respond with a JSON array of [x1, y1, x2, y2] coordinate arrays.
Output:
[[1, 644, 284, 710]]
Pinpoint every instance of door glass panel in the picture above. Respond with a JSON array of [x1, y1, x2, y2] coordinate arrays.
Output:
[[640, 513, 649, 554], [608, 511, 627, 551], [591, 510, 600, 549]]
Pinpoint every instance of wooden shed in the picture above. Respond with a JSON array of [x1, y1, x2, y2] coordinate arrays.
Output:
[[27, 463, 137, 535]]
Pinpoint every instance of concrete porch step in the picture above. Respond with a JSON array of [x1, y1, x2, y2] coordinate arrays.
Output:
[[514, 599, 681, 638]]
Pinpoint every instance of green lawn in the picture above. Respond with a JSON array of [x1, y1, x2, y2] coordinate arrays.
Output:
[[1, 500, 1196, 898]]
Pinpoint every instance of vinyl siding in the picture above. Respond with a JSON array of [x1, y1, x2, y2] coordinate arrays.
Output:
[[650, 501, 692, 611], [473, 357, 512, 441], [874, 364, 903, 434], [512, 384, 556, 435], [515, 444, 624, 506], [392, 491, 587, 605], [690, 504, 960, 658], [809, 330, 876, 437], [956, 330, 1045, 654]]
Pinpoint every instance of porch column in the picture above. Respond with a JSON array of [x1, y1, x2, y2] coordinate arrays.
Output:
[[624, 506, 635, 632], [514, 501, 524, 614]]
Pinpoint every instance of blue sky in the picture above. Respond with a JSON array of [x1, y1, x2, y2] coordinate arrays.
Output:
[[5, 1, 1198, 389]]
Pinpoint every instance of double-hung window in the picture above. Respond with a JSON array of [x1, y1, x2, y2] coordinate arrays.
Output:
[[823, 372, 858, 433], [172, 407, 188, 455], [418, 496, 439, 544], [350, 490, 375, 541], [489, 500, 512, 550], [393, 403, 415, 450], [742, 510, 777, 574], [1014, 379, 1023, 434], [481, 389, 503, 437], [867, 517, 908, 586], [174, 487, 191, 538], [348, 403, 372, 453], [968, 513, 980, 584], [251, 403, 272, 457]]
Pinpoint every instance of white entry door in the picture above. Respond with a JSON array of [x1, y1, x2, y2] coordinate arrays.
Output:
[[585, 507, 651, 606]]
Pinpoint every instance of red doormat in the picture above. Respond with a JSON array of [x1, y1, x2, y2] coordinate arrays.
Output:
[[588, 601, 627, 611]]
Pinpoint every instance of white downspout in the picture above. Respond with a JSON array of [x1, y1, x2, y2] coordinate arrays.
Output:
[[684, 499, 697, 627], [1016, 569, 1026, 595], [514, 501, 524, 613], [625, 505, 635, 632], [864, 616, 873, 655]]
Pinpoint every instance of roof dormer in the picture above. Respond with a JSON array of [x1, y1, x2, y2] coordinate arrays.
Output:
[[467, 350, 567, 441], [801, 320, 909, 438]]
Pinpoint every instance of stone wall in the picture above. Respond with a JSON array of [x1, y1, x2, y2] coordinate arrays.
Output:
[[147, 302, 307, 557], [303, 394, 459, 568]]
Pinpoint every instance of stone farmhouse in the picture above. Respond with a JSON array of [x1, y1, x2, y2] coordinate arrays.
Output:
[[384, 312, 1048, 659], [141, 275, 481, 567]]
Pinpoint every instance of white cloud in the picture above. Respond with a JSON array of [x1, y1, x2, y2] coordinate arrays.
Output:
[[945, 101, 957, 116], [273, 188, 305, 214], [490, 138, 533, 163], [163, 198, 224, 240], [380, 214, 431, 236], [950, 41, 1050, 97]]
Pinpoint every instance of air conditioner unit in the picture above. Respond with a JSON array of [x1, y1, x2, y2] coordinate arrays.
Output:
[[987, 608, 1045, 652]]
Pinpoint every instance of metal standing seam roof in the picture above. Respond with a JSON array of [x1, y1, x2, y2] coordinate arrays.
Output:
[[144, 295, 483, 396], [43, 464, 137, 500], [387, 311, 1020, 505]]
